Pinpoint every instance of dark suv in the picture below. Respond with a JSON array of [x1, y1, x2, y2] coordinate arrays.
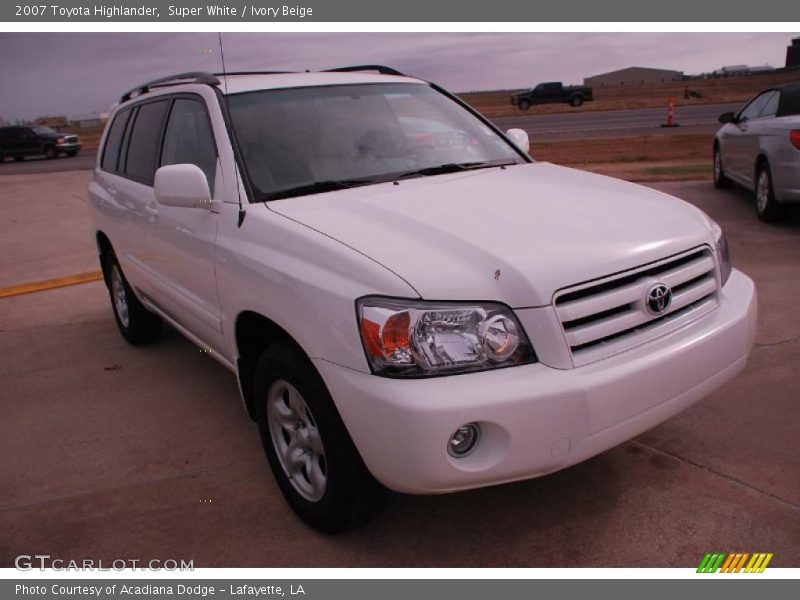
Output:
[[0, 125, 81, 162]]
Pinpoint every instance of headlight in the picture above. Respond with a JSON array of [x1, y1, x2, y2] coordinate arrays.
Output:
[[357, 297, 536, 377], [711, 221, 732, 287]]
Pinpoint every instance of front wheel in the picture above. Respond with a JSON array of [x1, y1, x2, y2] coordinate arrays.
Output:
[[254, 342, 386, 533], [569, 95, 584, 107], [104, 250, 162, 344], [755, 162, 785, 222], [43, 145, 57, 159], [518, 99, 531, 110]]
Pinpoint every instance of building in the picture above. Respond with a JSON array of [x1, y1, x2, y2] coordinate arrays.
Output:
[[69, 112, 106, 128], [584, 67, 683, 87], [787, 37, 800, 68], [36, 115, 68, 128]]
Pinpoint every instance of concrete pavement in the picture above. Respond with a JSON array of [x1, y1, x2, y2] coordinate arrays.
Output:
[[0, 170, 798, 567]]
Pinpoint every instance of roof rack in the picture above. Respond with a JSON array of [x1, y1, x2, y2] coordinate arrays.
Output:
[[213, 70, 296, 77], [323, 65, 406, 77], [120, 71, 220, 103]]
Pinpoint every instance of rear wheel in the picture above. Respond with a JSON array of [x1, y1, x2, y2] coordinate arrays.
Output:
[[13, 156, 24, 162], [104, 250, 162, 344], [713, 146, 732, 189], [570, 95, 584, 107], [755, 161, 785, 222], [518, 99, 531, 110], [254, 342, 386, 533]]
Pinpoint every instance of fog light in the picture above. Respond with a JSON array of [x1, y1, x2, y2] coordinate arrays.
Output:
[[448, 423, 480, 458]]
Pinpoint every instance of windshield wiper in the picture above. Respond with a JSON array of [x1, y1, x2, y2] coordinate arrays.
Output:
[[393, 160, 520, 181], [261, 178, 376, 201]]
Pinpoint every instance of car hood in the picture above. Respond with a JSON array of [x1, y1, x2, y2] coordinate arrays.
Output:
[[268, 162, 714, 307]]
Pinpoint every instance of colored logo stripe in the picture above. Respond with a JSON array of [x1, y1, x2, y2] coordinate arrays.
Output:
[[697, 552, 772, 573]]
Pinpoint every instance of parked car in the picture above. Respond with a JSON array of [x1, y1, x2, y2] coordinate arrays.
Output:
[[89, 67, 756, 533], [511, 81, 594, 110], [0, 125, 81, 162], [713, 82, 800, 221]]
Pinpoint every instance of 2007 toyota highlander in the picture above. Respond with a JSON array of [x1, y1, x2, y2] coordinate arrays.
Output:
[[88, 67, 757, 533]]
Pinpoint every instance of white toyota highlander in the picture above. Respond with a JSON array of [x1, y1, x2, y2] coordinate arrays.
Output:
[[88, 67, 757, 533]]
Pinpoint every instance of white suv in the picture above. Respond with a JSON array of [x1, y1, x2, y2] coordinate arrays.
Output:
[[89, 67, 757, 533]]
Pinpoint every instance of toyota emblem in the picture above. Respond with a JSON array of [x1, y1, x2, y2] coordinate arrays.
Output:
[[646, 283, 672, 314]]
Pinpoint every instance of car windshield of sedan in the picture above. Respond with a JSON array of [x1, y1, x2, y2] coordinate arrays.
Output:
[[227, 83, 524, 200]]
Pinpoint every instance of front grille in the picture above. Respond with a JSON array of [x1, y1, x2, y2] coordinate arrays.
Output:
[[555, 247, 719, 366]]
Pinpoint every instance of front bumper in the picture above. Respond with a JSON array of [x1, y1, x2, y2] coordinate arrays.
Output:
[[315, 270, 756, 494], [55, 141, 81, 153]]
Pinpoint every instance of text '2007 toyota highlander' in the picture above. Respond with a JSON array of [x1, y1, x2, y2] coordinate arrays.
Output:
[[88, 67, 757, 533]]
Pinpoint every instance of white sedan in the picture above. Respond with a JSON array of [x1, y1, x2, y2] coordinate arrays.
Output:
[[714, 82, 800, 221]]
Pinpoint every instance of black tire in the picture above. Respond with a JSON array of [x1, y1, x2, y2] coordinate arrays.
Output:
[[254, 342, 387, 534], [518, 99, 531, 111], [570, 95, 584, 107], [0, 151, 4, 162], [43, 145, 57, 159], [754, 161, 785, 222], [103, 250, 162, 345], [13, 156, 24, 162], [66, 151, 78, 157], [713, 145, 733, 189]]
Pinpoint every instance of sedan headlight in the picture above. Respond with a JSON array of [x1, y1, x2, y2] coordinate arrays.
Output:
[[711, 221, 732, 287], [357, 297, 536, 377]]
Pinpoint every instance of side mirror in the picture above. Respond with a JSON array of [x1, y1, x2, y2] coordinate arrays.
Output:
[[506, 128, 530, 154], [718, 112, 737, 124], [154, 164, 212, 209]]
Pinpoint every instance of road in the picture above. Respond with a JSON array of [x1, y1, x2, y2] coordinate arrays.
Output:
[[493, 102, 742, 140], [1, 170, 798, 567], [0, 151, 96, 175]]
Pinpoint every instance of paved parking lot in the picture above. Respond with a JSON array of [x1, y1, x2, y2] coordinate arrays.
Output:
[[0, 169, 798, 567]]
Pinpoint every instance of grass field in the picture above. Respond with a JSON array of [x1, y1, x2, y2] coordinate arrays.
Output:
[[532, 133, 713, 182]]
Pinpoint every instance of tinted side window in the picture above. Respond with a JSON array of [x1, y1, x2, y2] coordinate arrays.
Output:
[[124, 99, 169, 184], [160, 98, 217, 194], [101, 109, 131, 173]]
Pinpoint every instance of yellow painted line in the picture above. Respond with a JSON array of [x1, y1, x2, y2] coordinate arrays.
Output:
[[0, 271, 103, 299]]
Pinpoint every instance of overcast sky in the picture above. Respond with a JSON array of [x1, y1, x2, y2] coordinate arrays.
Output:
[[0, 32, 796, 121]]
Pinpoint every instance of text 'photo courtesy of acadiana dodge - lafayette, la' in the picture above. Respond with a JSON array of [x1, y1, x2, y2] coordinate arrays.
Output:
[[19, 5, 315, 19], [15, 584, 306, 597]]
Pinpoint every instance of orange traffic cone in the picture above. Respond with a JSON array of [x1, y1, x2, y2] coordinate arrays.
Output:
[[661, 96, 680, 127]]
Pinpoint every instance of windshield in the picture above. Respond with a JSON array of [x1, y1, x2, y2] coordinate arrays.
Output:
[[32, 126, 57, 135], [227, 83, 524, 201]]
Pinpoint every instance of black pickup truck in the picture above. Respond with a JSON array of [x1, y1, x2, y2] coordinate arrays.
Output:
[[0, 125, 81, 162], [511, 82, 594, 110]]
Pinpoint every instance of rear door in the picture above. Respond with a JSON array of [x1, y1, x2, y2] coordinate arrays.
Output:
[[109, 98, 170, 290], [143, 94, 225, 352]]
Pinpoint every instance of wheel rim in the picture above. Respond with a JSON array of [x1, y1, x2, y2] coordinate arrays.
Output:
[[267, 379, 327, 502], [757, 169, 770, 213], [110, 265, 129, 328], [714, 151, 721, 181]]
